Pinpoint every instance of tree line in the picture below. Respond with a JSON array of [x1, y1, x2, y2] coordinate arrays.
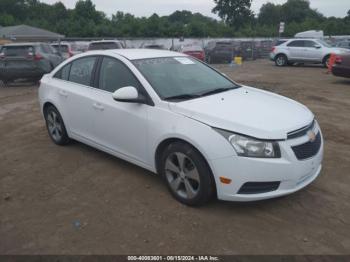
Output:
[[0, 0, 349, 38]]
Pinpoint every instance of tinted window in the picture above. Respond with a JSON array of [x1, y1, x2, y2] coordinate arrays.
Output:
[[89, 43, 104, 50], [69, 57, 96, 86], [54, 63, 71, 81], [99, 57, 141, 93], [287, 40, 304, 47], [89, 42, 122, 50], [338, 42, 350, 48], [103, 42, 122, 49], [304, 40, 317, 48], [275, 40, 287, 46], [2, 46, 34, 57]]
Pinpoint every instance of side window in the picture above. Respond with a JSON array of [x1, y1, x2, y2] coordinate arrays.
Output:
[[69, 56, 97, 86], [54, 63, 71, 80], [304, 41, 317, 48], [98, 57, 141, 93], [287, 40, 304, 47]]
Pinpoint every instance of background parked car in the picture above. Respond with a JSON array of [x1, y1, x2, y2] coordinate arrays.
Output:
[[332, 53, 350, 78], [238, 41, 259, 60], [335, 40, 350, 50], [270, 38, 349, 67], [0, 42, 63, 84], [88, 40, 124, 51], [51, 42, 81, 59], [205, 41, 237, 64], [141, 44, 167, 50], [179, 45, 205, 61]]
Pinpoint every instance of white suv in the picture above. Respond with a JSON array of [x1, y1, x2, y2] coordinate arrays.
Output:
[[270, 38, 349, 67]]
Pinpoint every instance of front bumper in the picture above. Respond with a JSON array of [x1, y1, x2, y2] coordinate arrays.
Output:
[[209, 125, 324, 202]]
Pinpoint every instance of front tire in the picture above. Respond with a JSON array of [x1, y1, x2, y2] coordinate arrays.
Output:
[[44, 105, 70, 145], [275, 54, 288, 66], [160, 142, 214, 206]]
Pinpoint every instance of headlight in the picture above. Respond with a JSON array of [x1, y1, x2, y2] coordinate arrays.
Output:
[[214, 128, 281, 158]]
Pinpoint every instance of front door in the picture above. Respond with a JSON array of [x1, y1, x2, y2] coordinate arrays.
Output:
[[92, 56, 150, 164]]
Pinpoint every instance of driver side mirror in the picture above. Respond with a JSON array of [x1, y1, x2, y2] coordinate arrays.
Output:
[[112, 86, 146, 104], [315, 45, 321, 49]]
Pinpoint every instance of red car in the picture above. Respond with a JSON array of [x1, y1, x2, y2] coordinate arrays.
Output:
[[332, 53, 350, 78], [181, 45, 205, 61]]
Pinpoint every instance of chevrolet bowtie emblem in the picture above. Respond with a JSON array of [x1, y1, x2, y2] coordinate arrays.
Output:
[[307, 130, 316, 142]]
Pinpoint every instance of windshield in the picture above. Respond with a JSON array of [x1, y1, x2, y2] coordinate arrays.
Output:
[[133, 57, 239, 100], [317, 40, 332, 48]]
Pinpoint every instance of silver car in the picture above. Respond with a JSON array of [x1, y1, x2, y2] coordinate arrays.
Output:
[[270, 38, 349, 67]]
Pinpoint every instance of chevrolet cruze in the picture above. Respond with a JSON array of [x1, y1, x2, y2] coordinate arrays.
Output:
[[38, 49, 324, 206]]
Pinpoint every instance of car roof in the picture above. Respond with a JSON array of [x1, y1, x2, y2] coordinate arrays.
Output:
[[90, 40, 122, 44], [51, 42, 71, 45], [288, 38, 320, 41], [107, 49, 186, 60], [3, 42, 43, 47]]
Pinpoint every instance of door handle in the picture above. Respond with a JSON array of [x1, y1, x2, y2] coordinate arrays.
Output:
[[59, 90, 68, 98], [93, 102, 104, 111]]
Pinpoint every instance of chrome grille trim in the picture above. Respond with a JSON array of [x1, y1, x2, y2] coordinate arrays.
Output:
[[287, 120, 315, 140]]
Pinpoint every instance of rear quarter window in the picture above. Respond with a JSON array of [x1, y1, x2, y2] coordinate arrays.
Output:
[[54, 63, 72, 81], [287, 40, 305, 47]]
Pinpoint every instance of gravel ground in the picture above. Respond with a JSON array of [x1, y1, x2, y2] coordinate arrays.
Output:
[[0, 60, 349, 255]]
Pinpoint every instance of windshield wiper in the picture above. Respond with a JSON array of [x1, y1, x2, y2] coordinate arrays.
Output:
[[199, 86, 237, 97], [164, 93, 201, 101]]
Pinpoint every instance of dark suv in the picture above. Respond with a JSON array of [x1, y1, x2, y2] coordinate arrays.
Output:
[[0, 42, 63, 84], [205, 41, 238, 64]]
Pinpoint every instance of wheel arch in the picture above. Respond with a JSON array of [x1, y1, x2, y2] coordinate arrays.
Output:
[[43, 101, 58, 115], [322, 54, 331, 63], [154, 137, 217, 195], [275, 53, 288, 60]]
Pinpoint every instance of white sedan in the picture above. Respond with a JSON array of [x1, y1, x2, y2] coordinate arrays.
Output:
[[38, 49, 324, 206]]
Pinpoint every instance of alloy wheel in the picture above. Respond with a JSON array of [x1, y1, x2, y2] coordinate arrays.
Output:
[[165, 152, 200, 199], [47, 110, 63, 142], [276, 56, 285, 66]]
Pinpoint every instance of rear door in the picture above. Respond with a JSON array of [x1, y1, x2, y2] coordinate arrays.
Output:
[[303, 40, 323, 62], [52, 56, 99, 141], [287, 40, 306, 60]]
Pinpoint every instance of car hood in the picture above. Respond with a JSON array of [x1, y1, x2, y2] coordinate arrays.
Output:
[[169, 86, 314, 140], [330, 47, 350, 54]]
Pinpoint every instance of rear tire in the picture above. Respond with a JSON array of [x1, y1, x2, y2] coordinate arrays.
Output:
[[160, 142, 214, 206], [275, 54, 288, 67], [44, 105, 70, 145]]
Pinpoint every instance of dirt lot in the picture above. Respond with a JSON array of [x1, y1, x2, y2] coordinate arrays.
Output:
[[0, 60, 349, 255]]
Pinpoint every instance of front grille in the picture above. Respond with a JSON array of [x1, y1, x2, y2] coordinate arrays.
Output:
[[291, 132, 321, 160], [238, 182, 280, 194], [287, 120, 315, 139]]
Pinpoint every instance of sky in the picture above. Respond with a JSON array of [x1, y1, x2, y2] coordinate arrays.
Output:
[[41, 0, 350, 18]]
